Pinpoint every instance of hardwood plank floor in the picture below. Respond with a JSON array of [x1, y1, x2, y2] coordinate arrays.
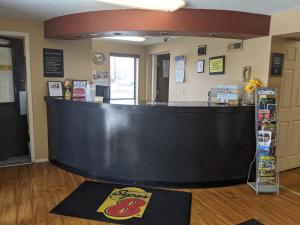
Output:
[[0, 163, 300, 225]]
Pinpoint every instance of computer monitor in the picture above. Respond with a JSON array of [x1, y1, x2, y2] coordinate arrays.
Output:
[[95, 85, 110, 103]]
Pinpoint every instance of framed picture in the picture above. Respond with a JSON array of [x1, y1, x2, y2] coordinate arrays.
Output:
[[198, 45, 207, 55], [47, 81, 63, 97], [72, 80, 87, 98], [271, 53, 284, 77], [43, 48, 64, 77], [209, 55, 225, 75], [197, 60, 205, 73]]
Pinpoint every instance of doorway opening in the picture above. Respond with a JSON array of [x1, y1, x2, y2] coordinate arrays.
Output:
[[0, 36, 30, 166], [110, 53, 139, 104], [153, 53, 170, 102]]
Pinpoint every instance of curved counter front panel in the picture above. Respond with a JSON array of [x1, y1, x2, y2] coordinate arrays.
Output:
[[45, 97, 256, 188]]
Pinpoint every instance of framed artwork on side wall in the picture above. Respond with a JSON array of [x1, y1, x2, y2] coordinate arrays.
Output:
[[209, 55, 225, 75], [198, 45, 207, 55], [197, 60, 205, 73], [270, 53, 284, 77], [48, 81, 63, 97]]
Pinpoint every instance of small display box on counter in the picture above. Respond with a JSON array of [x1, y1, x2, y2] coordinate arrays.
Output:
[[248, 87, 279, 195], [208, 85, 242, 105]]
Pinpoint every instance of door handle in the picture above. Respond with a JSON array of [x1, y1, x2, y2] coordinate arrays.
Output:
[[19, 91, 27, 115]]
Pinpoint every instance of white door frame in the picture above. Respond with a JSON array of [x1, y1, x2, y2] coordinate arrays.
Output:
[[151, 51, 170, 100], [0, 30, 36, 162]]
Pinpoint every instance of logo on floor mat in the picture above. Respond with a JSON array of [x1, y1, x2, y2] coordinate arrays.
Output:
[[97, 187, 152, 220]]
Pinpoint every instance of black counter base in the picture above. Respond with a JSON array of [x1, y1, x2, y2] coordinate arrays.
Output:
[[46, 97, 256, 189], [51, 160, 247, 188]]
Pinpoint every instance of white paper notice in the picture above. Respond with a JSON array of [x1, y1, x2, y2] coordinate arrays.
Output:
[[162, 60, 170, 78], [197, 60, 204, 73], [19, 91, 27, 115], [0, 47, 14, 103], [175, 55, 185, 83]]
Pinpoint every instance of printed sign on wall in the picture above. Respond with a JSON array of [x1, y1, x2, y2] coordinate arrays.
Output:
[[271, 53, 284, 77], [209, 55, 225, 75], [43, 48, 64, 77], [175, 55, 185, 83]]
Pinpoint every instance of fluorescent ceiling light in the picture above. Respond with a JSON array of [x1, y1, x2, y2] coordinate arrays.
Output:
[[102, 36, 146, 42], [95, 0, 186, 12]]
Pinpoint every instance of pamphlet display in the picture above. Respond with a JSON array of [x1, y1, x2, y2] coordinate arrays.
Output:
[[248, 87, 279, 194]]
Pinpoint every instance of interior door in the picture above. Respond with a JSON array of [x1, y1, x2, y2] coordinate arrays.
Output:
[[0, 37, 29, 160], [156, 54, 170, 102], [278, 41, 300, 171]]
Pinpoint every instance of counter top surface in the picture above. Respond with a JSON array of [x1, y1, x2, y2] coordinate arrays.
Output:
[[45, 97, 252, 108]]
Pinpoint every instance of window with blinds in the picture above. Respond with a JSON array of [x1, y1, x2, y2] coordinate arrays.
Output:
[[110, 54, 139, 100], [0, 46, 15, 103]]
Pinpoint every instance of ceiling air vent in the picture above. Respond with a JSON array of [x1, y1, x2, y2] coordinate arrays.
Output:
[[227, 41, 243, 52]]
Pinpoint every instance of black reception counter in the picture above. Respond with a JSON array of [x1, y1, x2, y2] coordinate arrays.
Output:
[[45, 97, 256, 188]]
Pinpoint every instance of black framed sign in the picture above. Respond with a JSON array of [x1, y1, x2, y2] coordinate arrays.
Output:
[[271, 53, 284, 77], [43, 48, 64, 77], [198, 45, 207, 55], [209, 55, 225, 75]]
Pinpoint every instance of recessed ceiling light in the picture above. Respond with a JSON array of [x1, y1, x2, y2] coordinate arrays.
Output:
[[209, 33, 219, 37], [102, 36, 146, 42], [95, 0, 186, 12], [160, 32, 169, 36]]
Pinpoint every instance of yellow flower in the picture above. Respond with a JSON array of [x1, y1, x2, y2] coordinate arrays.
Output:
[[245, 79, 263, 93]]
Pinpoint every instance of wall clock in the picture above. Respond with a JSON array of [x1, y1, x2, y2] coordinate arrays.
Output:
[[93, 51, 105, 65]]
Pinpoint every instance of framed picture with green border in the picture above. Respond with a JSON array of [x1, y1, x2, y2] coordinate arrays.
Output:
[[209, 55, 225, 75]]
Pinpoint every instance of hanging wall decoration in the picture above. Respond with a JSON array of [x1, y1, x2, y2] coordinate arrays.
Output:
[[197, 60, 205, 73], [209, 55, 225, 75], [270, 53, 284, 77], [198, 45, 207, 55]]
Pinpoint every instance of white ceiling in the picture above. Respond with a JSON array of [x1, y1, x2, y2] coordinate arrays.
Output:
[[0, 0, 300, 21], [94, 36, 181, 46]]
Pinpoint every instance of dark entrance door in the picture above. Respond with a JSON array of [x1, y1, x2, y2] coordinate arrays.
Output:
[[0, 37, 29, 160], [156, 53, 170, 102]]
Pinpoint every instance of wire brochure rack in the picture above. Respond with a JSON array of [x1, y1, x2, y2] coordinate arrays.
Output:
[[248, 87, 279, 195]]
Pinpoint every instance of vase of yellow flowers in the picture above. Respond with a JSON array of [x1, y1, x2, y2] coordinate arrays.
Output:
[[242, 79, 263, 105]]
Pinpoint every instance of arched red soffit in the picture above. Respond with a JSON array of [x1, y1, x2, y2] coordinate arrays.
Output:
[[44, 9, 270, 40]]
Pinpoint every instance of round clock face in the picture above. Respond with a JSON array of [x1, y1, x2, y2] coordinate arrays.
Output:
[[93, 52, 105, 65]]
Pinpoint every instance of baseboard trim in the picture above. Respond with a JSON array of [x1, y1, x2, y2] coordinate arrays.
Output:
[[34, 158, 49, 163]]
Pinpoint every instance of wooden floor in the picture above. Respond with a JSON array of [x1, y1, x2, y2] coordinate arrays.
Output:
[[1, 163, 300, 225]]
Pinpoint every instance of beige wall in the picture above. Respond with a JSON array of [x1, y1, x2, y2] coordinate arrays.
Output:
[[270, 10, 300, 36], [0, 17, 92, 160], [92, 40, 147, 100], [147, 37, 271, 101]]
